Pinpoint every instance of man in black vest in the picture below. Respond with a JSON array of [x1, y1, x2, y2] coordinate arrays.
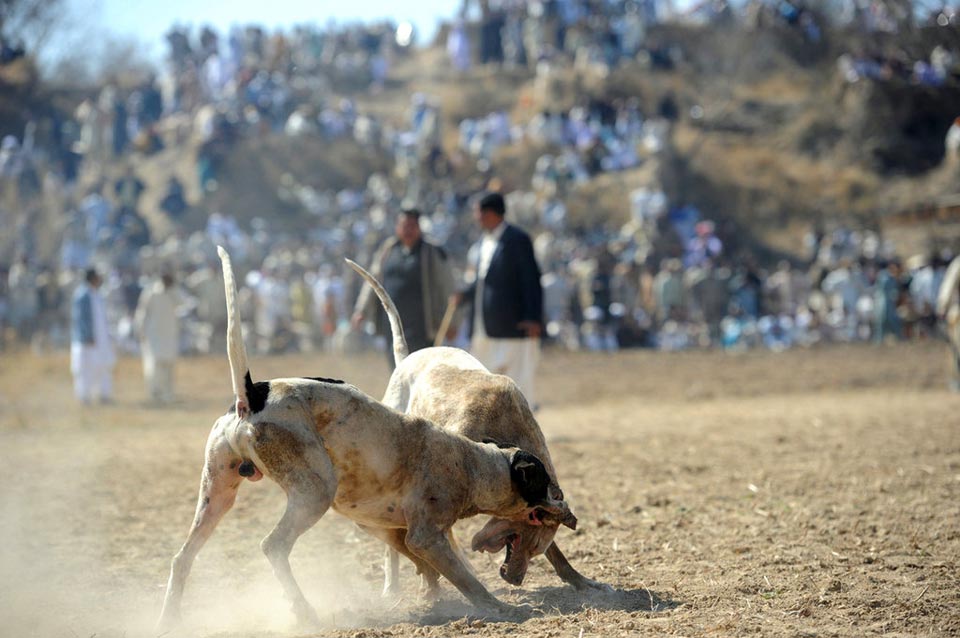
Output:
[[353, 209, 454, 365], [459, 192, 544, 407]]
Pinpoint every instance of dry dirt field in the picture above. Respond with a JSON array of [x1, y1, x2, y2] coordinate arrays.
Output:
[[1, 343, 958, 638]]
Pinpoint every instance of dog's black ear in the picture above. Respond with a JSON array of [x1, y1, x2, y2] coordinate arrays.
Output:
[[510, 450, 551, 505]]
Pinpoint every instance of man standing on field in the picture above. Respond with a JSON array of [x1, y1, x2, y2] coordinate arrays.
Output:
[[459, 192, 544, 408]]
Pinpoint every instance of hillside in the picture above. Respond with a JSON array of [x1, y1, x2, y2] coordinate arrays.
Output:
[[3, 21, 960, 264]]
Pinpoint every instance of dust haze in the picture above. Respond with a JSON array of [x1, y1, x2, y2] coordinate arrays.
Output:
[[1, 344, 959, 637]]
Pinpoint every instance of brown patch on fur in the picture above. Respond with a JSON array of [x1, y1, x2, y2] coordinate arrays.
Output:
[[251, 422, 307, 480], [330, 446, 388, 509], [266, 380, 297, 398], [313, 409, 336, 433]]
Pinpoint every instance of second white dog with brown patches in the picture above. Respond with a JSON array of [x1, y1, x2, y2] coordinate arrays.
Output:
[[346, 259, 609, 595], [156, 247, 575, 631]]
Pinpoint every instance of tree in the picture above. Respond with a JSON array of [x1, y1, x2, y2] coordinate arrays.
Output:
[[0, 0, 66, 54]]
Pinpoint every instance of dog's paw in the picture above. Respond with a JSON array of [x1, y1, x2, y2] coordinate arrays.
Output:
[[573, 576, 615, 593], [479, 600, 534, 621], [292, 601, 322, 630], [154, 612, 181, 635], [418, 581, 442, 604], [382, 581, 402, 599]]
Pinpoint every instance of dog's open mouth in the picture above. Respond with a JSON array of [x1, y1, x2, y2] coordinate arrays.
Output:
[[503, 533, 519, 561], [499, 534, 524, 585]]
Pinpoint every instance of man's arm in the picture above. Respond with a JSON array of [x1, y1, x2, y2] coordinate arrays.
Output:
[[454, 241, 480, 305], [433, 245, 456, 302], [513, 231, 544, 335]]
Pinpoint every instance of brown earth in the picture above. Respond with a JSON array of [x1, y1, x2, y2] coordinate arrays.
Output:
[[1, 342, 958, 637]]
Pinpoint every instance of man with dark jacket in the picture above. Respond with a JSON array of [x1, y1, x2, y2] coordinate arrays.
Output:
[[459, 192, 543, 407], [353, 209, 454, 364]]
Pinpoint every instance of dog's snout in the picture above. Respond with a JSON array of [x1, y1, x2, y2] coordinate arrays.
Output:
[[238, 460, 256, 477], [499, 563, 524, 586]]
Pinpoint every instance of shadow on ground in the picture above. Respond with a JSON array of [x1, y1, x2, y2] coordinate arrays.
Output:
[[409, 585, 679, 627]]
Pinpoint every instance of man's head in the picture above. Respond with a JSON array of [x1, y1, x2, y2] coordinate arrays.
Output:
[[85, 268, 102, 288], [395, 209, 422, 248], [474, 192, 506, 232]]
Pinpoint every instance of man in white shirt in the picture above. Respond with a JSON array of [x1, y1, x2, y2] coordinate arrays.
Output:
[[458, 192, 544, 408]]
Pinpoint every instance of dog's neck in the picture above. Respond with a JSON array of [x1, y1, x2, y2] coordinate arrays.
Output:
[[468, 446, 528, 518]]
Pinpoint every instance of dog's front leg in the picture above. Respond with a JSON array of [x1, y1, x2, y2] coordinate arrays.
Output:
[[358, 525, 441, 599], [405, 522, 515, 615], [545, 542, 613, 592], [384, 545, 401, 597]]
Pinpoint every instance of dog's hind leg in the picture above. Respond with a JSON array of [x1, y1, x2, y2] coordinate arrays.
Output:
[[544, 542, 612, 591], [157, 429, 243, 630], [256, 431, 337, 627]]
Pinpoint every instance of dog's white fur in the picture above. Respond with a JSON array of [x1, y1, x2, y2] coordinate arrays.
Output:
[[156, 248, 575, 631], [346, 259, 608, 594]]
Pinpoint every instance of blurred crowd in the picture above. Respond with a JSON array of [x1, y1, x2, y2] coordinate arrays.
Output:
[[837, 42, 958, 86], [1, 2, 959, 363], [450, 0, 960, 75], [2, 195, 955, 358]]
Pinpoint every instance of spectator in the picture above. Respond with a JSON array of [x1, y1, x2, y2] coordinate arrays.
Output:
[[873, 260, 903, 342], [70, 268, 116, 405], [459, 192, 544, 407], [159, 176, 189, 220], [113, 166, 146, 210], [135, 272, 181, 404], [946, 116, 960, 164], [312, 264, 347, 350], [353, 208, 455, 362]]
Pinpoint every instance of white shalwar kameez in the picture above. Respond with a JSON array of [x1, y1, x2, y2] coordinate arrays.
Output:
[[136, 284, 179, 403], [70, 290, 115, 403]]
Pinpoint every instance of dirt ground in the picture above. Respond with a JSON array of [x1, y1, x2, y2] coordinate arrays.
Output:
[[1, 342, 958, 638]]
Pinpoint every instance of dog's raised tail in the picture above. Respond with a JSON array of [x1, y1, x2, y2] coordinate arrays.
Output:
[[218, 245, 251, 416], [345, 258, 408, 367]]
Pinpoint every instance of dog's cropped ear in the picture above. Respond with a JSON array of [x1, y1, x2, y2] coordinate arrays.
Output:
[[510, 450, 578, 530], [536, 502, 578, 530], [509, 450, 552, 505]]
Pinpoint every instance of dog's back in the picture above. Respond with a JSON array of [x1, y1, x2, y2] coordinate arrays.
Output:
[[399, 350, 558, 483], [346, 257, 604, 594], [346, 259, 559, 483]]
